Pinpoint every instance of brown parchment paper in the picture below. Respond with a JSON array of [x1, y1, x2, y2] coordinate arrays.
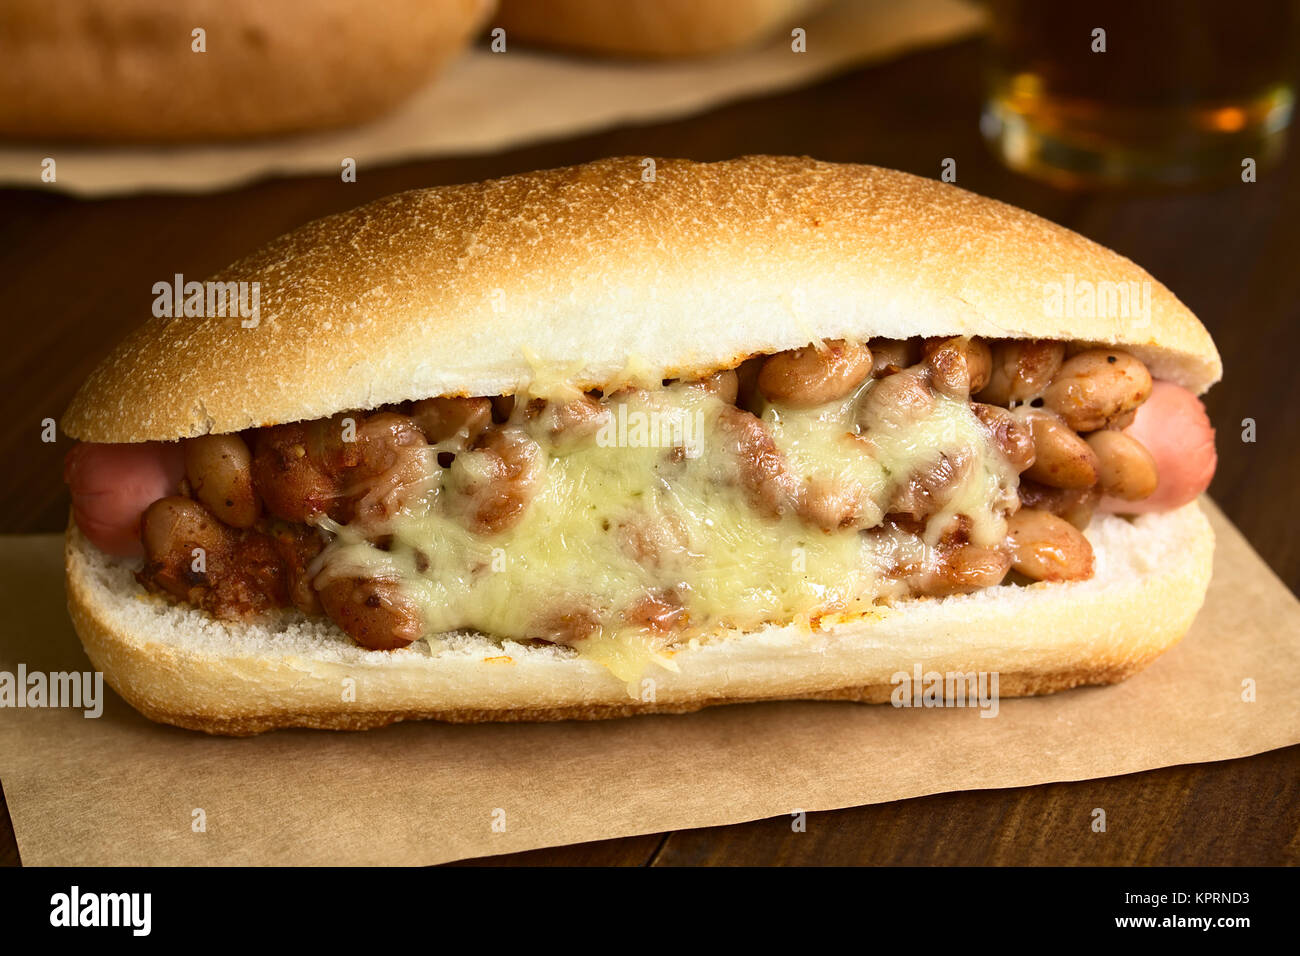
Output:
[[0, 498, 1297, 866], [0, 0, 984, 197]]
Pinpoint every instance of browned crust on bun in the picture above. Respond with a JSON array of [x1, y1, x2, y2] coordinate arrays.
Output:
[[99, 664, 1171, 736], [494, 0, 828, 58], [62, 156, 1221, 444], [0, 0, 494, 142], [66, 502, 1215, 735]]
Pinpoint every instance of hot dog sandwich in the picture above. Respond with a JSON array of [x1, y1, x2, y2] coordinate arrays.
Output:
[[62, 157, 1221, 734]]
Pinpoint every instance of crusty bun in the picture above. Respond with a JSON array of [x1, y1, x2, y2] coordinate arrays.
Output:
[[62, 156, 1221, 444], [61, 157, 1221, 734], [67, 501, 1214, 735], [494, 0, 827, 58], [0, 0, 494, 142]]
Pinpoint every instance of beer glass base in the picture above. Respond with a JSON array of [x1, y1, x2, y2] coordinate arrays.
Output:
[[981, 89, 1295, 188]]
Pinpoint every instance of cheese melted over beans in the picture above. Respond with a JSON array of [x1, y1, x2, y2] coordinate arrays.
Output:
[[71, 337, 1193, 680]]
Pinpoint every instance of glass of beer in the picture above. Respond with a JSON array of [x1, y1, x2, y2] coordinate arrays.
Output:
[[982, 0, 1300, 187]]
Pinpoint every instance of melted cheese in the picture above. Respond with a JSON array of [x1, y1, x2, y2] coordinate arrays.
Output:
[[315, 378, 1016, 685]]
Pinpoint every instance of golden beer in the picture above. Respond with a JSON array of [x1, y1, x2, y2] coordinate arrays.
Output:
[[982, 0, 1300, 186]]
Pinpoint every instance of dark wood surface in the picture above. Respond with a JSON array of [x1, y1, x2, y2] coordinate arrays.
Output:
[[1, 38, 1296, 866]]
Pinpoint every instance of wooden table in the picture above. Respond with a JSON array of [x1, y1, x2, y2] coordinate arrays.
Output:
[[1, 38, 1296, 866]]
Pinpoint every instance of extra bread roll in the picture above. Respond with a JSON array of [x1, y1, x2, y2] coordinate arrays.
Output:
[[494, 0, 828, 58], [61, 156, 1222, 734], [0, 0, 495, 142]]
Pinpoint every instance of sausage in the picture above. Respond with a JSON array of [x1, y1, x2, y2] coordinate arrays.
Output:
[[1101, 381, 1216, 514], [65, 441, 185, 557]]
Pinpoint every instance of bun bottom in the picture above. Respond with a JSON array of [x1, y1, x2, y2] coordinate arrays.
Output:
[[66, 503, 1214, 735]]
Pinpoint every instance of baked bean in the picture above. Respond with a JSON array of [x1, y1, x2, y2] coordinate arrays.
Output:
[[713, 406, 802, 518], [856, 368, 935, 433], [975, 340, 1065, 406], [868, 338, 920, 378], [615, 512, 689, 568], [445, 426, 546, 534], [799, 465, 884, 531], [1019, 409, 1099, 489], [532, 603, 603, 644], [1086, 430, 1159, 500], [251, 420, 342, 523], [923, 337, 991, 396], [1006, 509, 1094, 581], [757, 339, 873, 407], [142, 495, 228, 561], [344, 413, 435, 522], [967, 338, 993, 393], [624, 590, 686, 634], [800, 479, 861, 531], [1107, 407, 1138, 431], [267, 523, 324, 615], [887, 448, 974, 520], [1017, 480, 1101, 530], [252, 412, 430, 524], [685, 368, 739, 405], [528, 394, 610, 446], [1042, 349, 1152, 432], [409, 397, 492, 448], [184, 434, 260, 528], [923, 544, 1012, 596], [972, 403, 1035, 473], [139, 496, 289, 618], [315, 575, 423, 650]]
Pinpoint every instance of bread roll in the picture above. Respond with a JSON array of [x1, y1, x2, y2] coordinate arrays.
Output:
[[0, 0, 495, 142], [494, 0, 828, 57], [60, 156, 1222, 734]]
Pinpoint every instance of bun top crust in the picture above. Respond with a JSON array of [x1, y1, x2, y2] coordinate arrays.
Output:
[[63, 156, 1222, 443]]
